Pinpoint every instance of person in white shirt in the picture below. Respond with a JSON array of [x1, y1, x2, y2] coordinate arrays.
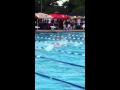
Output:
[[67, 20, 71, 30], [82, 23, 85, 30]]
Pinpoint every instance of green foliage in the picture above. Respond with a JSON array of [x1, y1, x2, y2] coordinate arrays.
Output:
[[65, 0, 85, 13], [35, 0, 85, 14], [71, 5, 85, 13], [44, 6, 66, 14], [35, 0, 59, 12]]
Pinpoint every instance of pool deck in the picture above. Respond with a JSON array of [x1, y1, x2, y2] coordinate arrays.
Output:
[[35, 30, 85, 33]]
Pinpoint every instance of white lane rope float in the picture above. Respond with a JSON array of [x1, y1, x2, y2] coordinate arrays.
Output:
[[35, 40, 85, 44], [35, 47, 85, 56], [35, 72, 85, 89], [35, 56, 85, 68], [35, 35, 84, 38], [35, 41, 85, 49], [35, 36, 84, 40], [35, 34, 85, 38]]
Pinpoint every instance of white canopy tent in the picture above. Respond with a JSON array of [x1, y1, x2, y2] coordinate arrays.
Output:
[[35, 12, 53, 30], [35, 12, 53, 19]]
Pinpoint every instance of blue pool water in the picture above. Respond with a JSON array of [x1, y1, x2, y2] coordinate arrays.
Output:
[[35, 32, 85, 90]]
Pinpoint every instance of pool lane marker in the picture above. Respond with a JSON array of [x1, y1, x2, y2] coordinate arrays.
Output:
[[35, 36, 85, 40], [53, 49, 85, 56], [35, 72, 85, 89], [35, 39, 85, 44], [36, 47, 85, 56], [64, 45, 85, 49], [35, 37, 84, 41], [35, 35, 84, 38], [35, 40, 85, 44], [35, 34, 81, 37], [35, 41, 85, 49], [35, 56, 85, 68]]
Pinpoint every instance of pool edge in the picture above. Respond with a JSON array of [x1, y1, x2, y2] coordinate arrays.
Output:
[[35, 30, 85, 33]]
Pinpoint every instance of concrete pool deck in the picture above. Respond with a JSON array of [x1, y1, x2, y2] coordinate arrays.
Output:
[[35, 30, 85, 33]]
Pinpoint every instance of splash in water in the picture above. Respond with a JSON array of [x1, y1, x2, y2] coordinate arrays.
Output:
[[79, 42, 83, 44], [60, 39, 68, 45], [45, 44, 54, 51], [74, 42, 80, 46], [44, 41, 49, 46]]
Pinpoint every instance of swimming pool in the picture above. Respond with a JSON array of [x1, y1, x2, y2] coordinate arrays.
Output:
[[35, 32, 85, 90]]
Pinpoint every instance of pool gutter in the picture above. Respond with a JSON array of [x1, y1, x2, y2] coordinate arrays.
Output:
[[35, 30, 85, 33]]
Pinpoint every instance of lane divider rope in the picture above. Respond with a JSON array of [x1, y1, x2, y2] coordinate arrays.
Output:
[[36, 47, 85, 56], [35, 72, 85, 89], [35, 35, 84, 38], [35, 37, 84, 41], [35, 43, 84, 49], [35, 56, 85, 68], [35, 40, 85, 44]]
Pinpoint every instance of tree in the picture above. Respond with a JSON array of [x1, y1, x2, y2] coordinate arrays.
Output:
[[44, 6, 66, 14], [62, 0, 85, 14], [35, 0, 85, 14], [35, 0, 59, 13]]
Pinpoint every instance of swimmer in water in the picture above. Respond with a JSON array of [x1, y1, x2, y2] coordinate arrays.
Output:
[[52, 39, 61, 47], [35, 46, 42, 50]]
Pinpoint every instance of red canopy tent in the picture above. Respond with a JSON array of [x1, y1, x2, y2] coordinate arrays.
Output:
[[35, 13, 53, 19], [35, 15, 38, 18], [49, 11, 69, 19]]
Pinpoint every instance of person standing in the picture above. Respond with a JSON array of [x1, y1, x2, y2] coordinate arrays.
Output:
[[82, 23, 85, 30]]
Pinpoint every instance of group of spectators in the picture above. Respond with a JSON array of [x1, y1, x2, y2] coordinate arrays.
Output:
[[35, 18, 85, 30]]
